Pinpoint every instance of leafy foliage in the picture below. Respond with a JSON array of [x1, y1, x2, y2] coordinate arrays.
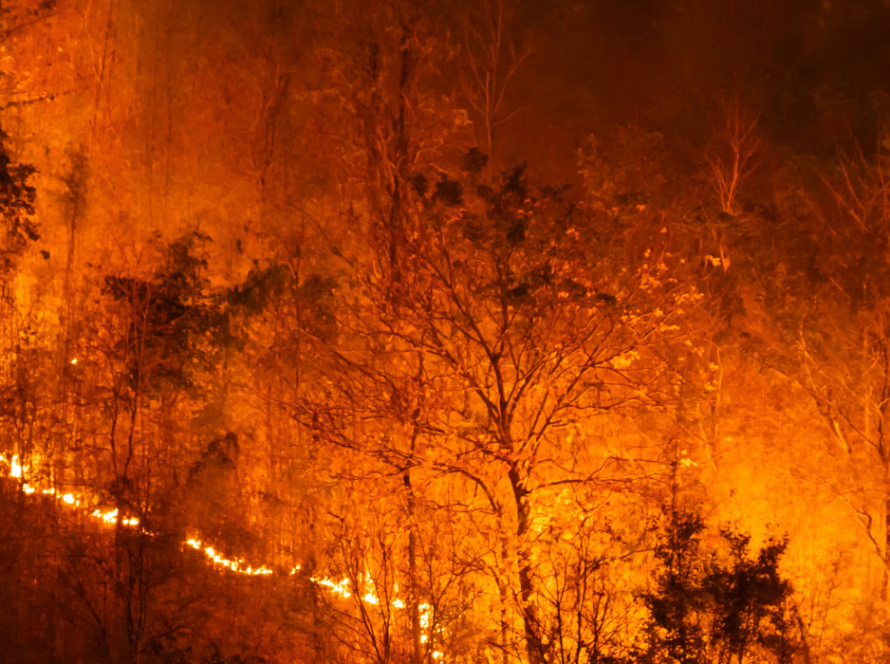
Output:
[[101, 232, 229, 396], [643, 512, 797, 664], [3, 1, 890, 663], [0, 127, 37, 270]]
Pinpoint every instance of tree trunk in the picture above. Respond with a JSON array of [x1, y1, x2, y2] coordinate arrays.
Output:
[[509, 463, 543, 664], [884, 483, 890, 601], [404, 470, 423, 664]]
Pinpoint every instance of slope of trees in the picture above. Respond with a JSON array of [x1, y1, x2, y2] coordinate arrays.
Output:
[[0, 1, 889, 663]]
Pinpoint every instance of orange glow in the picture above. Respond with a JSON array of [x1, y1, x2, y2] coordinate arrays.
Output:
[[1, 454, 137, 527], [3, 453, 23, 478], [185, 538, 273, 576], [1, 448, 440, 652], [313, 576, 352, 598], [1, 435, 450, 662], [90, 508, 138, 526]]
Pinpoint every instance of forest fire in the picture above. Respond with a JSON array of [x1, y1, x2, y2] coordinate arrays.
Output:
[[2, 0, 890, 662], [2, 447, 446, 658], [185, 538, 273, 576], [0, 452, 270, 572], [2, 447, 452, 657], [2, 453, 407, 598], [1, 453, 137, 525]]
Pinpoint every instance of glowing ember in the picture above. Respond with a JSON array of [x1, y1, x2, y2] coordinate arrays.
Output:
[[313, 576, 352, 598], [1, 454, 264, 575], [2, 453, 24, 478], [1, 454, 140, 526], [185, 538, 273, 576], [90, 508, 139, 526], [0, 443, 443, 661], [94, 508, 118, 523]]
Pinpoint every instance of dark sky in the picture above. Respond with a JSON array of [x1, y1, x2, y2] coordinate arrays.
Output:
[[67, 0, 890, 197], [497, 0, 890, 178]]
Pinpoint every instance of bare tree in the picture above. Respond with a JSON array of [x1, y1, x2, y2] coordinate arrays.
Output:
[[461, 0, 531, 179], [704, 98, 761, 216]]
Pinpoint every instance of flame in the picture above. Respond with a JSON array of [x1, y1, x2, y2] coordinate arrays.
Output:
[[90, 508, 139, 526], [313, 576, 352, 598], [0, 451, 442, 654], [303, 576, 440, 653], [184, 538, 272, 576], [1, 454, 263, 575], [3, 453, 23, 478], [1, 454, 137, 526], [1, 451, 447, 657]]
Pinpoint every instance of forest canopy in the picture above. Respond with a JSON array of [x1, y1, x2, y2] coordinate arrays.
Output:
[[1, 1, 890, 663]]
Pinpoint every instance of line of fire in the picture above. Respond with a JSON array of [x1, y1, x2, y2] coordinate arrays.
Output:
[[1, 1, 890, 663]]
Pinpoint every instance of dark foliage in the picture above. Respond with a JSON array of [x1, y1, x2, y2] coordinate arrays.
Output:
[[0, 128, 37, 270], [642, 512, 798, 664], [102, 232, 229, 395]]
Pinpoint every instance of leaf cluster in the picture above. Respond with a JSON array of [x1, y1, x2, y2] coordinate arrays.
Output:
[[642, 512, 797, 664], [0, 128, 37, 268]]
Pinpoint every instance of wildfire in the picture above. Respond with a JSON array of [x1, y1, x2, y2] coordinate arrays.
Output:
[[0, 450, 446, 658], [307, 574, 442, 655], [313, 576, 353, 598], [185, 538, 273, 576], [0, 454, 139, 528], [92, 508, 140, 526]]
